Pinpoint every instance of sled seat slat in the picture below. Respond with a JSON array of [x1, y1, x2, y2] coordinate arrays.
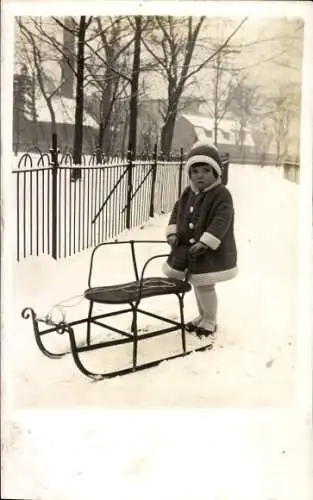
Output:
[[84, 277, 191, 304]]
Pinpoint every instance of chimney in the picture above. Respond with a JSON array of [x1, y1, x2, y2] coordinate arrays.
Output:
[[60, 17, 75, 99]]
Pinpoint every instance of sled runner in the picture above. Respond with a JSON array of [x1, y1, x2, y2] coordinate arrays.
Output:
[[22, 240, 214, 381]]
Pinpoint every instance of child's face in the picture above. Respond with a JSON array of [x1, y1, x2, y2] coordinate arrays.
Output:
[[190, 163, 216, 191]]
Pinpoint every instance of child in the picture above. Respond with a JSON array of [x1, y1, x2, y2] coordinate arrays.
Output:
[[163, 140, 238, 338]]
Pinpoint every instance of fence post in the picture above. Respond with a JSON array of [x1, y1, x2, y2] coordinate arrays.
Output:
[[221, 152, 229, 186], [178, 147, 184, 197], [50, 133, 59, 260], [149, 143, 158, 218], [126, 147, 133, 229]]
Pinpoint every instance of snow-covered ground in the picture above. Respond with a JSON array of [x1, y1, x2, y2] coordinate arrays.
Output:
[[6, 163, 299, 409], [3, 164, 312, 500]]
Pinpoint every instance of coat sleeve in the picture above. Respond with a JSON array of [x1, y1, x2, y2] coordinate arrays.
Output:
[[199, 189, 234, 250], [165, 200, 179, 237]]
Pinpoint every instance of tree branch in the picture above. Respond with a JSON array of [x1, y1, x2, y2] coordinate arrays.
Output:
[[184, 17, 248, 83], [84, 40, 132, 83]]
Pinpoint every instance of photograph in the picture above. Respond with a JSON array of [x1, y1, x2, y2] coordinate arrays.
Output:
[[3, 3, 307, 410], [1, 2, 312, 500]]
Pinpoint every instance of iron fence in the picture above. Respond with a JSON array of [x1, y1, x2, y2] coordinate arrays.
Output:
[[13, 137, 183, 260], [12, 135, 230, 261]]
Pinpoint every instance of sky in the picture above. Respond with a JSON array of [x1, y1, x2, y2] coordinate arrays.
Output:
[[14, 16, 303, 98], [143, 17, 303, 99]]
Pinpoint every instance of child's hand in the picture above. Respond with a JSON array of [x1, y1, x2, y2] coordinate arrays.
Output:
[[167, 235, 179, 248], [189, 242, 207, 256]]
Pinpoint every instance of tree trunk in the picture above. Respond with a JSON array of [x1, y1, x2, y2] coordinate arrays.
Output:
[[47, 104, 57, 153], [276, 138, 281, 165], [96, 121, 105, 162], [73, 16, 87, 171], [30, 71, 38, 124], [127, 15, 142, 156], [96, 73, 114, 161], [96, 96, 111, 162], [61, 17, 75, 99], [239, 118, 245, 160], [213, 52, 221, 146], [46, 98, 57, 136], [160, 108, 178, 157], [121, 108, 129, 153]]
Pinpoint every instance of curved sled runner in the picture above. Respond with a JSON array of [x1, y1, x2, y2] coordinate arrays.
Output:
[[22, 240, 213, 381]]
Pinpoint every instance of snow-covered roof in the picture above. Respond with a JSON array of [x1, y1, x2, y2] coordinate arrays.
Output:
[[181, 113, 240, 133], [36, 96, 98, 129], [180, 113, 254, 147]]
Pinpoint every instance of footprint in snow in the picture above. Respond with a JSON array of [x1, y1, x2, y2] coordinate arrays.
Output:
[[266, 358, 275, 368]]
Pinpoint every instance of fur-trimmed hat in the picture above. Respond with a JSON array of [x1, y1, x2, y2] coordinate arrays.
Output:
[[185, 140, 222, 177]]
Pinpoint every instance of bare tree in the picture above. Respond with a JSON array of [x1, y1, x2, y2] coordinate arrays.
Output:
[[266, 83, 300, 163], [127, 16, 142, 155], [52, 16, 94, 167], [87, 15, 158, 156], [14, 43, 39, 126], [17, 17, 112, 163], [16, 17, 66, 137], [85, 16, 133, 159], [247, 82, 300, 164], [228, 75, 263, 151], [142, 16, 247, 155], [250, 119, 274, 164], [74, 17, 92, 165], [202, 47, 240, 145]]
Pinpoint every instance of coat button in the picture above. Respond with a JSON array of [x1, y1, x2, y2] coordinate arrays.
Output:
[[189, 206, 194, 213], [189, 222, 194, 229], [189, 238, 196, 244]]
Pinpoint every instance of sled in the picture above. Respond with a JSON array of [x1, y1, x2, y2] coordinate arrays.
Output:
[[22, 240, 214, 381]]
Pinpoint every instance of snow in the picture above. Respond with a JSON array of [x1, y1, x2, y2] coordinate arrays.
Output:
[[36, 96, 98, 129], [3, 163, 311, 499], [181, 113, 255, 147], [4, 163, 299, 408]]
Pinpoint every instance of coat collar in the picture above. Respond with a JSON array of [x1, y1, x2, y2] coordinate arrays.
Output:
[[190, 178, 221, 194]]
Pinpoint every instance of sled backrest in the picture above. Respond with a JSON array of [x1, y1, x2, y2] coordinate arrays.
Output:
[[88, 240, 169, 288]]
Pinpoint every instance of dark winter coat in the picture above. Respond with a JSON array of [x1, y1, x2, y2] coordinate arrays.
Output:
[[163, 180, 238, 286]]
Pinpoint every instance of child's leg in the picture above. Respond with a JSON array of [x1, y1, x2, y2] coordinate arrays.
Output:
[[195, 284, 217, 331], [191, 286, 204, 326]]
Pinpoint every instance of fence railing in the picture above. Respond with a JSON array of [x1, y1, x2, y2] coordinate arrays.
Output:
[[12, 135, 230, 261], [13, 137, 183, 260]]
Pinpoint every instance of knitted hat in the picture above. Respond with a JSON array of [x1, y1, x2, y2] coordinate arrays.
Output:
[[185, 140, 222, 177]]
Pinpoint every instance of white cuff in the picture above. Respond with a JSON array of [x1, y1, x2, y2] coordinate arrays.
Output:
[[162, 261, 186, 280], [165, 224, 177, 237], [199, 232, 221, 250]]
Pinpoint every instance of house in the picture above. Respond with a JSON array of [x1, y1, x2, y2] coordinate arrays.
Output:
[[136, 97, 205, 153], [171, 113, 255, 157], [14, 18, 98, 153], [13, 74, 98, 153]]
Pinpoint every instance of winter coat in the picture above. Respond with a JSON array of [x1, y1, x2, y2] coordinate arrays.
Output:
[[163, 180, 238, 286]]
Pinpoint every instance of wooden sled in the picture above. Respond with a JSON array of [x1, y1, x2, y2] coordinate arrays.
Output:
[[22, 240, 213, 381]]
